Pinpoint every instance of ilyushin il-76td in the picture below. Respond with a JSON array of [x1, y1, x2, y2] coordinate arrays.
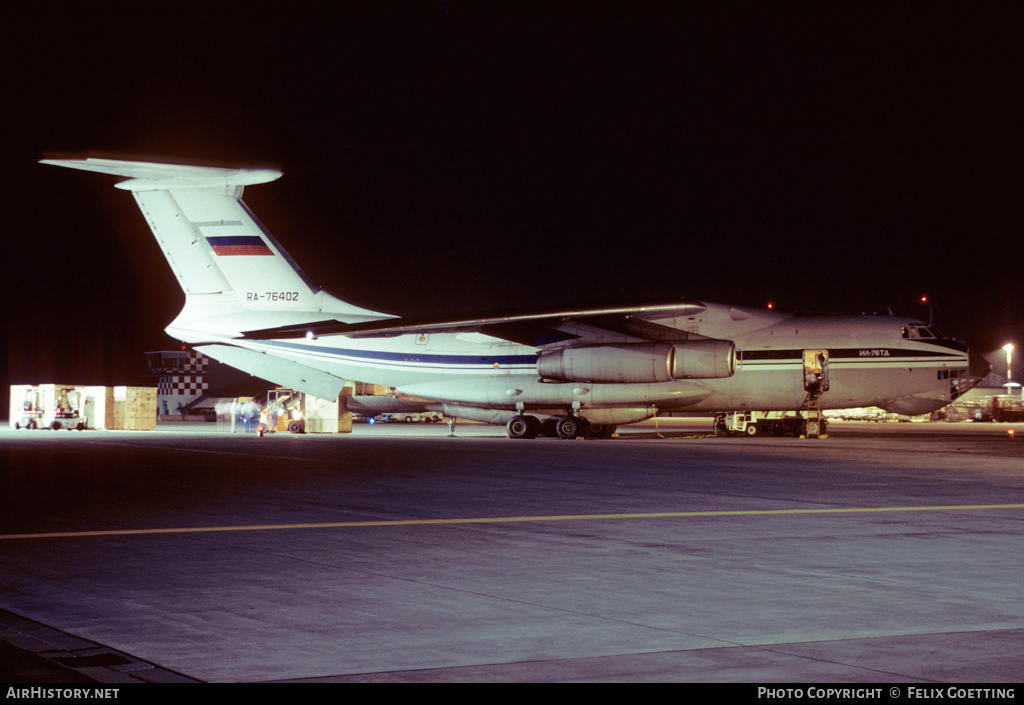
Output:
[[41, 158, 987, 438]]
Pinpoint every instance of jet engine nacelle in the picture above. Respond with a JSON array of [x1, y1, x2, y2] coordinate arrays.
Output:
[[537, 340, 735, 384], [672, 339, 736, 379]]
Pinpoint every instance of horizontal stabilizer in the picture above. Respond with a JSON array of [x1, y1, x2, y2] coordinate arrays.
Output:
[[40, 158, 281, 190]]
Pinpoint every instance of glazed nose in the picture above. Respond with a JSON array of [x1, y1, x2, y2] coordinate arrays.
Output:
[[969, 349, 991, 380]]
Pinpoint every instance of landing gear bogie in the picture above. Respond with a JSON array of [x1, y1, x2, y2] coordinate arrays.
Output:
[[507, 415, 541, 439], [507, 414, 615, 440], [587, 423, 617, 439], [555, 415, 589, 439]]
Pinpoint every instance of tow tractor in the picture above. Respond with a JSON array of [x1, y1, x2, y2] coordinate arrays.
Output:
[[715, 410, 816, 437], [714, 349, 829, 438]]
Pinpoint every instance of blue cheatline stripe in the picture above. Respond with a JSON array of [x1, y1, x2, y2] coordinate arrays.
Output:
[[739, 347, 965, 361], [263, 339, 539, 367], [261, 341, 964, 372]]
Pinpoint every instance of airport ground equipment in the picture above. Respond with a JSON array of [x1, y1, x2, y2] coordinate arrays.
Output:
[[716, 410, 811, 437], [801, 349, 829, 438], [259, 388, 306, 433], [10, 384, 87, 430], [244, 388, 355, 433], [714, 351, 830, 438], [379, 411, 443, 423], [10, 385, 159, 431], [989, 397, 1024, 422], [804, 392, 825, 437]]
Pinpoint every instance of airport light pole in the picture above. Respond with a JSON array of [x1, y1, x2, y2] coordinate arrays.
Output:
[[1005, 343, 1018, 401]]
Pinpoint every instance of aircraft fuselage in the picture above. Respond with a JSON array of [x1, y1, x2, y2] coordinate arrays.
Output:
[[170, 301, 972, 425]]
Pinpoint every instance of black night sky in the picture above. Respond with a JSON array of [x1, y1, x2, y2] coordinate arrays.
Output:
[[3, 4, 1023, 407]]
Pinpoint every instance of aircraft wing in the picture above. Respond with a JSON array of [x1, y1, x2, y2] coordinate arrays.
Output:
[[239, 299, 708, 346]]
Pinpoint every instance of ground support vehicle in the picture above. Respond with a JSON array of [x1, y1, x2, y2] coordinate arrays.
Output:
[[11, 385, 87, 430], [715, 410, 815, 437], [379, 411, 444, 423], [257, 388, 306, 434]]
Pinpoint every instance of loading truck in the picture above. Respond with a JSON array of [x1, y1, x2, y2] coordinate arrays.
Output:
[[715, 410, 817, 437]]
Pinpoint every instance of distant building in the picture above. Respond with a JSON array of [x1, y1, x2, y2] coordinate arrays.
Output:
[[145, 350, 273, 419]]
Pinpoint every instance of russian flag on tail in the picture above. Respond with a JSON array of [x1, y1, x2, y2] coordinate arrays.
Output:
[[207, 236, 274, 256]]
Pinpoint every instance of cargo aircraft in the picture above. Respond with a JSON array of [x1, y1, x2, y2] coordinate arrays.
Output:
[[41, 158, 985, 437]]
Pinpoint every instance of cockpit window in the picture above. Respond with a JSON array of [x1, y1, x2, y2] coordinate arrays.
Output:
[[902, 325, 941, 339]]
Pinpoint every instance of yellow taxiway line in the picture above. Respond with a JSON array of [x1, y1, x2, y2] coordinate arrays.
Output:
[[2, 503, 1023, 541]]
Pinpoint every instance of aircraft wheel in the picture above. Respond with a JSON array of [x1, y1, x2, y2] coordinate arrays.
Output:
[[507, 415, 540, 439], [588, 424, 617, 439], [556, 415, 589, 439]]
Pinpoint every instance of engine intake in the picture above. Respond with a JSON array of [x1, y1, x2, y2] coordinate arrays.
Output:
[[537, 340, 734, 383]]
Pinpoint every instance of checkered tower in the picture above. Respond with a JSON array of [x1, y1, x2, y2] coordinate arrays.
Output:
[[147, 351, 210, 415]]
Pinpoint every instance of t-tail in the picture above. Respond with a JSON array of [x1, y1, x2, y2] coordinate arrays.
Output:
[[40, 158, 390, 343]]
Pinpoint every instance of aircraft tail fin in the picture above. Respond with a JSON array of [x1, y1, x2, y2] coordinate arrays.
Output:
[[40, 158, 384, 325]]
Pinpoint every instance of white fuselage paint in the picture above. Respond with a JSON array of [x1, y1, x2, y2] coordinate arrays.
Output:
[[42, 158, 974, 428], [170, 301, 970, 422]]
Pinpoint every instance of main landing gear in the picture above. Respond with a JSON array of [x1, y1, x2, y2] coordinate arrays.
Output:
[[506, 414, 541, 439], [506, 414, 616, 440]]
